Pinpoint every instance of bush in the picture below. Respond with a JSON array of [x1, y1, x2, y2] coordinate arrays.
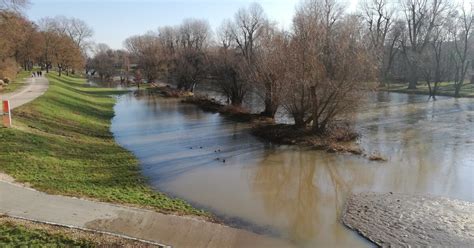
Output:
[[0, 58, 18, 80]]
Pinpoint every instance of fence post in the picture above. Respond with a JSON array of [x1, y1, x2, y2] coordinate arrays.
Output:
[[2, 100, 11, 128]]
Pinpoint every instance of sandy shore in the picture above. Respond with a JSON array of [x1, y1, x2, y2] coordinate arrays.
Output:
[[343, 192, 474, 247]]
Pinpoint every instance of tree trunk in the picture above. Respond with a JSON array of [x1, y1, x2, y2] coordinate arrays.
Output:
[[261, 105, 277, 118], [261, 81, 278, 118], [408, 71, 418, 89], [231, 95, 242, 107], [261, 92, 278, 118], [427, 81, 433, 98], [407, 59, 418, 89], [294, 114, 305, 129], [454, 85, 461, 98]]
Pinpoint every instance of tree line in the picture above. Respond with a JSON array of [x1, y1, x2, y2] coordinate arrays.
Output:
[[0, 0, 92, 80], [89, 1, 377, 133], [2, 0, 472, 133], [362, 0, 473, 98], [88, 0, 473, 132]]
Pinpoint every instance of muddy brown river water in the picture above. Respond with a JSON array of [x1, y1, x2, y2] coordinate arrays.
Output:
[[111, 91, 474, 247]]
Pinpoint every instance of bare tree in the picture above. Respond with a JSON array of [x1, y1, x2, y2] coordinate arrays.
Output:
[[65, 17, 94, 53], [360, 0, 394, 84], [116, 50, 131, 84], [421, 20, 452, 99], [230, 3, 281, 111], [212, 20, 250, 106], [399, 0, 448, 89], [284, 0, 375, 133], [382, 19, 404, 84], [213, 4, 268, 107], [174, 19, 211, 91], [450, 2, 473, 97], [38, 16, 92, 72], [252, 24, 290, 117], [0, 0, 29, 12], [157, 25, 178, 84], [90, 43, 115, 81], [232, 3, 267, 63], [124, 33, 163, 83]]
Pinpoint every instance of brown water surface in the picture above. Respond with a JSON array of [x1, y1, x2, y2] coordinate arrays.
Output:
[[111, 91, 474, 247]]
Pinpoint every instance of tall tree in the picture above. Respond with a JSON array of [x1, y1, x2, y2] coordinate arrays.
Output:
[[399, 0, 448, 89], [252, 24, 290, 117], [360, 0, 394, 84], [124, 33, 163, 83], [174, 19, 211, 91], [284, 0, 374, 132], [450, 2, 473, 97], [213, 20, 248, 106]]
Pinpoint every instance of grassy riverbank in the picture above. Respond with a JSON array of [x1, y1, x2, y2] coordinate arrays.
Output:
[[381, 82, 474, 98], [0, 73, 207, 217]]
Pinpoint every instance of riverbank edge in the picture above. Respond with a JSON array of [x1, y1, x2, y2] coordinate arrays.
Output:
[[342, 192, 474, 247], [378, 83, 474, 98], [177, 94, 385, 160], [0, 73, 213, 221]]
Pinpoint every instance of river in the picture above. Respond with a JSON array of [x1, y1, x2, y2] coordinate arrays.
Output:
[[111, 91, 474, 247]]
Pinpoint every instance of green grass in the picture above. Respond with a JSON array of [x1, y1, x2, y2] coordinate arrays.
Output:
[[1, 71, 32, 93], [0, 73, 207, 217], [0, 222, 94, 247], [381, 81, 474, 98]]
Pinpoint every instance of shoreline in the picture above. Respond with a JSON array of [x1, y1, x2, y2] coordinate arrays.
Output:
[[378, 83, 474, 98], [343, 192, 474, 247], [0, 73, 211, 219], [177, 93, 387, 160]]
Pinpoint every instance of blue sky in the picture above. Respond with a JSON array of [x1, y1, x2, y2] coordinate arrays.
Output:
[[26, 0, 359, 49]]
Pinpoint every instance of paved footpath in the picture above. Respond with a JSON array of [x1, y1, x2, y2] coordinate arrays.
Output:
[[0, 76, 49, 109], [0, 75, 293, 247], [0, 181, 293, 247]]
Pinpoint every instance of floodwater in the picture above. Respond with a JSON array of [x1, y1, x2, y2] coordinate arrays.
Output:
[[111, 91, 474, 247]]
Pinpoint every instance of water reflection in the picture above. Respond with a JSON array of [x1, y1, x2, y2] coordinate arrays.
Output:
[[111, 92, 474, 247]]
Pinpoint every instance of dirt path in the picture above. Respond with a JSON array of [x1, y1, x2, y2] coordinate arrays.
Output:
[[0, 76, 49, 109], [343, 192, 474, 247], [0, 180, 294, 248]]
